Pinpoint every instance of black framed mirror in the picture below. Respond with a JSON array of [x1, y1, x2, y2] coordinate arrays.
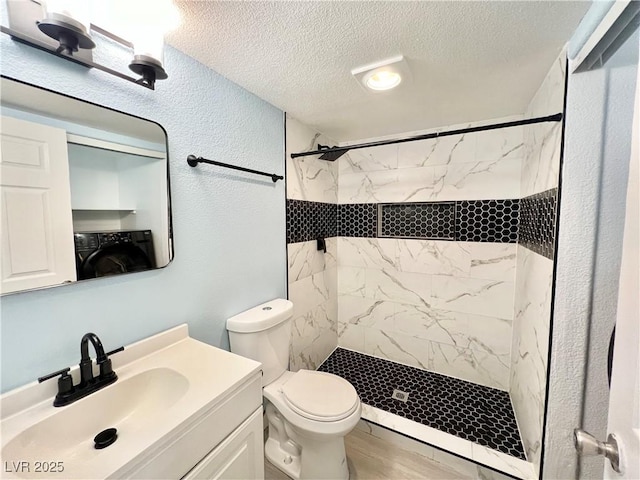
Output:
[[0, 76, 173, 295]]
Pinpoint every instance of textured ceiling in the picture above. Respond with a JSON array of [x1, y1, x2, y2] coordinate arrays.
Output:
[[168, 1, 589, 141]]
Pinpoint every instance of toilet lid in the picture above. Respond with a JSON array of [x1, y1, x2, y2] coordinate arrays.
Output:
[[281, 370, 359, 422]]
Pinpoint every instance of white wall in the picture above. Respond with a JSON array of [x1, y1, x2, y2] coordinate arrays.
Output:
[[544, 30, 638, 479], [0, 27, 286, 392]]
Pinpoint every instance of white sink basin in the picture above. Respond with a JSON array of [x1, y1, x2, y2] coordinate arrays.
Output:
[[3, 368, 189, 473], [0, 325, 262, 479]]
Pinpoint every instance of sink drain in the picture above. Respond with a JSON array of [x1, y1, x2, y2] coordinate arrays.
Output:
[[94, 428, 118, 449]]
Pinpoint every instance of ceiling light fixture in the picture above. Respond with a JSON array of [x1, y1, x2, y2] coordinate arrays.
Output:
[[351, 55, 411, 92]]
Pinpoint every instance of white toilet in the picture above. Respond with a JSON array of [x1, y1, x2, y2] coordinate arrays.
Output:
[[226, 298, 361, 480]]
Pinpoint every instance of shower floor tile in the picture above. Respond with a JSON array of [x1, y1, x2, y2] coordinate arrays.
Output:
[[318, 348, 526, 461]]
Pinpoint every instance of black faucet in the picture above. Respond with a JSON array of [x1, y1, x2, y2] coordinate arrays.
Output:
[[79, 333, 114, 386], [38, 333, 122, 407]]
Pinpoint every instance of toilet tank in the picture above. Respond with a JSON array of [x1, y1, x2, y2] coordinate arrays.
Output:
[[226, 299, 293, 385]]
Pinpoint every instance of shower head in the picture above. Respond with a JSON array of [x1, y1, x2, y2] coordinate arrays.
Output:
[[317, 144, 349, 161]]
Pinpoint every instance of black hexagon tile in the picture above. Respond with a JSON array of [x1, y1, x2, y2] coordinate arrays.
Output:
[[380, 202, 455, 239], [287, 199, 337, 243], [338, 204, 378, 238], [318, 348, 527, 461], [455, 199, 519, 243], [519, 189, 557, 259]]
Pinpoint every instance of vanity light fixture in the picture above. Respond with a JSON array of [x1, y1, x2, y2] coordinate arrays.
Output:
[[37, 0, 95, 54], [0, 0, 179, 90], [351, 55, 411, 92]]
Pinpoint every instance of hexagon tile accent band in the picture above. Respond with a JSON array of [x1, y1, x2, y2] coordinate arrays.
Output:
[[286, 198, 521, 244], [286, 199, 337, 243], [518, 188, 558, 259], [318, 348, 527, 460]]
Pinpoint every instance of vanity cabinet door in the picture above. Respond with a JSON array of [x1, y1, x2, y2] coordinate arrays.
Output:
[[182, 407, 264, 480], [0, 116, 76, 293]]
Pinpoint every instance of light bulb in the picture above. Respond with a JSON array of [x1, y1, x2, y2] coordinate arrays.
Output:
[[365, 70, 402, 91]]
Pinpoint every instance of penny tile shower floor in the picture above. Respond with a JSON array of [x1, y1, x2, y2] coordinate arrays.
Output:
[[318, 348, 526, 460]]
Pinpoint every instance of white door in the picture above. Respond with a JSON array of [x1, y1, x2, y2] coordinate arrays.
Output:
[[604, 45, 640, 479], [0, 116, 76, 294]]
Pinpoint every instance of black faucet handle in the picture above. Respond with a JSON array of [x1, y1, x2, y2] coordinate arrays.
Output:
[[57, 370, 74, 395], [105, 346, 124, 357], [98, 346, 122, 380], [38, 367, 74, 397], [38, 367, 70, 383]]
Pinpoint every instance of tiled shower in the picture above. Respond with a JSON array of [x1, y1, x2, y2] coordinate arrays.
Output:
[[286, 52, 564, 478]]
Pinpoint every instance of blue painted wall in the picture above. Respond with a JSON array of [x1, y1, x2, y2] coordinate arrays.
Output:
[[0, 32, 287, 391]]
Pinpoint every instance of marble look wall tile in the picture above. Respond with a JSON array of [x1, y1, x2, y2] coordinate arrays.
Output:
[[336, 295, 512, 389], [521, 51, 566, 198], [430, 157, 522, 201], [527, 51, 566, 119], [339, 160, 520, 204], [475, 126, 525, 164], [339, 169, 395, 204], [337, 237, 397, 270], [311, 329, 338, 368], [396, 133, 476, 168], [466, 243, 518, 282], [364, 328, 431, 371], [337, 323, 365, 352], [289, 291, 337, 371], [365, 268, 432, 307], [337, 265, 366, 297], [338, 118, 523, 176], [508, 49, 565, 477], [339, 144, 399, 174], [431, 275, 515, 320], [338, 295, 395, 331], [338, 239, 517, 283], [465, 313, 512, 357], [510, 246, 554, 471], [335, 238, 515, 390], [339, 166, 436, 204], [288, 250, 338, 373], [285, 115, 338, 203], [521, 121, 562, 197], [394, 240, 517, 282], [288, 239, 335, 283], [288, 270, 331, 319], [396, 240, 470, 276], [393, 302, 469, 346], [429, 342, 510, 391]]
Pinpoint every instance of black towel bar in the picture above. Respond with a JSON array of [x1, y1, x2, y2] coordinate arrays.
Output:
[[187, 155, 284, 183]]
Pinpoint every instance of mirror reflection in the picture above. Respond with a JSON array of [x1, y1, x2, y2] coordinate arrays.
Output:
[[0, 76, 172, 295]]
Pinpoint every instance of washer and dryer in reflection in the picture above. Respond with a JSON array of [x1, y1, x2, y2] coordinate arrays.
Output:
[[74, 230, 156, 280]]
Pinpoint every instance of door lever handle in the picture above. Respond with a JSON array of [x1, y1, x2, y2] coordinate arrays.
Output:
[[574, 429, 621, 473]]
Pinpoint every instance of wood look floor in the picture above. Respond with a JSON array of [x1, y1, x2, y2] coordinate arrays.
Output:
[[264, 427, 468, 480]]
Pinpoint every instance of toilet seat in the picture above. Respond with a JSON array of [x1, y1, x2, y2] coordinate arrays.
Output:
[[281, 370, 359, 422]]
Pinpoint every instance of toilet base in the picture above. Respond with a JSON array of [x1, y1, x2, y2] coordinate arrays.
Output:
[[265, 403, 350, 480]]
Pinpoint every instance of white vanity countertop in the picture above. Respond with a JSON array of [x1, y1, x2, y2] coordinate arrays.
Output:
[[0, 324, 262, 479]]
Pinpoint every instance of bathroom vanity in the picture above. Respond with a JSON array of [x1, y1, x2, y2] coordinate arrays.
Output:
[[0, 325, 264, 479]]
